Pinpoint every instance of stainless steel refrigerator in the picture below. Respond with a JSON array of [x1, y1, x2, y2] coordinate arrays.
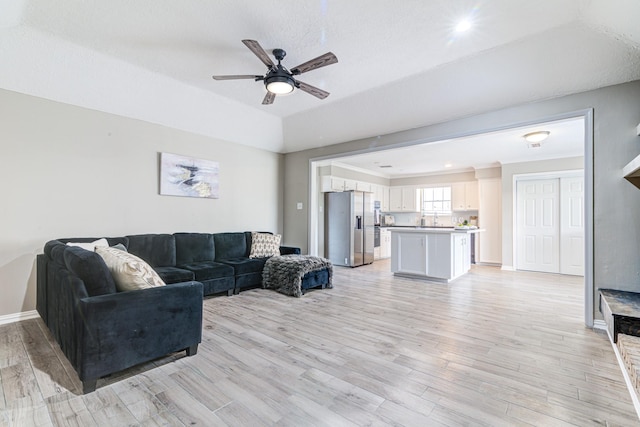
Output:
[[325, 191, 374, 267]]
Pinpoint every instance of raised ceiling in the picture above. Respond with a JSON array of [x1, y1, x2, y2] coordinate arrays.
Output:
[[1, 0, 639, 153], [322, 117, 585, 178]]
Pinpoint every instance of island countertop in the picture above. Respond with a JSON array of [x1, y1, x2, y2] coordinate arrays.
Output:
[[388, 227, 484, 234]]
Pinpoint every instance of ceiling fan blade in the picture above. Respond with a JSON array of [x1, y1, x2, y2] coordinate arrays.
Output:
[[296, 80, 330, 99], [212, 75, 261, 80], [262, 92, 275, 105], [291, 52, 338, 75], [242, 39, 275, 68]]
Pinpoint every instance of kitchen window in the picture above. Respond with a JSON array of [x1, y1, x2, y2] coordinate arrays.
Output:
[[421, 186, 452, 215]]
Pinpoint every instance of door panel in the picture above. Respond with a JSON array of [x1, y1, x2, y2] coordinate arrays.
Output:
[[516, 179, 560, 273], [516, 174, 584, 276], [560, 176, 584, 275]]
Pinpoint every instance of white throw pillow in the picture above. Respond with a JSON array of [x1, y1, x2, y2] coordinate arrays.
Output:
[[249, 232, 281, 258], [66, 238, 109, 251], [96, 246, 166, 292]]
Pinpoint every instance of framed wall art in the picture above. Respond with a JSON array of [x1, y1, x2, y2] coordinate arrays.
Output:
[[159, 152, 219, 199]]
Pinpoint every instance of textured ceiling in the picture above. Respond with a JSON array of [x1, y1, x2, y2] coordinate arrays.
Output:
[[1, 0, 639, 154]]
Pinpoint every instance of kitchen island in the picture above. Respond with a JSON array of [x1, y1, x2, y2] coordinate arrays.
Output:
[[389, 227, 483, 282]]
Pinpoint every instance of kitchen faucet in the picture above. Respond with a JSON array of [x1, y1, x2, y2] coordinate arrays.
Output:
[[433, 211, 439, 227]]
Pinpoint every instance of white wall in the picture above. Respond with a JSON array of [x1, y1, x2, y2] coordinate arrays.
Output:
[[0, 89, 283, 317]]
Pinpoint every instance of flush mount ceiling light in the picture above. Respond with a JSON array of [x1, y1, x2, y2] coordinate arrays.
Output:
[[523, 131, 550, 148], [523, 131, 550, 143]]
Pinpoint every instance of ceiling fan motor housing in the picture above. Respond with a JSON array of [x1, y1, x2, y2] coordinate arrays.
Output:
[[272, 48, 287, 61]]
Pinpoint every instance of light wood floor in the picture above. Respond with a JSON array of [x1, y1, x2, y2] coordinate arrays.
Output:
[[1, 262, 637, 426]]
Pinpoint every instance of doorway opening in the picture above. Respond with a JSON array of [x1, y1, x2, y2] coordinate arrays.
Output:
[[308, 109, 593, 326]]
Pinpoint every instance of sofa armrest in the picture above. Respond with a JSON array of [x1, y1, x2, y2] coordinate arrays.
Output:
[[279, 246, 301, 255], [76, 281, 203, 382]]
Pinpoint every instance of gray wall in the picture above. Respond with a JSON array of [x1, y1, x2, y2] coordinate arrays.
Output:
[[284, 80, 640, 321], [0, 89, 284, 317]]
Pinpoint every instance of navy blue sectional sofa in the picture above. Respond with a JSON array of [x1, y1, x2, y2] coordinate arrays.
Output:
[[37, 231, 302, 393]]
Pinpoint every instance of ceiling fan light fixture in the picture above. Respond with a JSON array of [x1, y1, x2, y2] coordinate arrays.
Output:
[[265, 76, 294, 95], [523, 131, 550, 143]]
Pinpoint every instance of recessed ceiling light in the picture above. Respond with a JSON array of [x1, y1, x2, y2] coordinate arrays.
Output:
[[444, 162, 453, 168], [455, 19, 472, 32]]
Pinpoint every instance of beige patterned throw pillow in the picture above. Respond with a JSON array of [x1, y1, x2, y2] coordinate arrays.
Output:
[[96, 246, 166, 291], [249, 232, 281, 258]]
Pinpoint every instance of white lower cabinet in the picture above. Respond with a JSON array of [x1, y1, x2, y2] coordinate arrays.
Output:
[[452, 233, 471, 278], [392, 232, 427, 276], [390, 229, 474, 282], [380, 228, 391, 259]]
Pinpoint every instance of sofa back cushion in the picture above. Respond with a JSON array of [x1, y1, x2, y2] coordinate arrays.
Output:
[[249, 232, 282, 258], [96, 247, 166, 292], [63, 246, 117, 296], [126, 234, 176, 267], [46, 237, 129, 262], [213, 232, 247, 260], [175, 233, 215, 265]]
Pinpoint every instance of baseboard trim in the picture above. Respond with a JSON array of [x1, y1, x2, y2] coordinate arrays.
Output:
[[0, 310, 39, 326], [593, 319, 607, 331], [501, 265, 515, 271]]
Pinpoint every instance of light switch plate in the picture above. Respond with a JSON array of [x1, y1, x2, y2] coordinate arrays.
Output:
[[296, 202, 303, 210]]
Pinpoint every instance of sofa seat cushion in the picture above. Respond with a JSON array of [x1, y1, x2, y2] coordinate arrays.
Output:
[[63, 246, 117, 296], [154, 266, 195, 284], [218, 257, 267, 275], [179, 261, 233, 281]]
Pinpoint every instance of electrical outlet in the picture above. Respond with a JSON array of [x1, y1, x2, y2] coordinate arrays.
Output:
[[296, 202, 303, 210]]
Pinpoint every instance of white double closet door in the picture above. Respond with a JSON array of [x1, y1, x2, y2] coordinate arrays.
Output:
[[516, 173, 584, 276]]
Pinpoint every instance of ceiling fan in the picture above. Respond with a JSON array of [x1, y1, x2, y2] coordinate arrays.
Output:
[[212, 39, 338, 105]]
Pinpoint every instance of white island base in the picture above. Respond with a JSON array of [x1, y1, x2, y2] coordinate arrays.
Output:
[[390, 228, 482, 282]]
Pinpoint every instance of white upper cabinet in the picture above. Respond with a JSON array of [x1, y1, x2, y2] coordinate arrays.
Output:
[[389, 186, 419, 212], [452, 181, 478, 211], [320, 176, 387, 197], [343, 179, 357, 191], [321, 176, 345, 192], [356, 181, 371, 192], [389, 187, 403, 211]]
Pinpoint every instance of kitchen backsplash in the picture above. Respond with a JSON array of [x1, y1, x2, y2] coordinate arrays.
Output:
[[383, 211, 479, 227]]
